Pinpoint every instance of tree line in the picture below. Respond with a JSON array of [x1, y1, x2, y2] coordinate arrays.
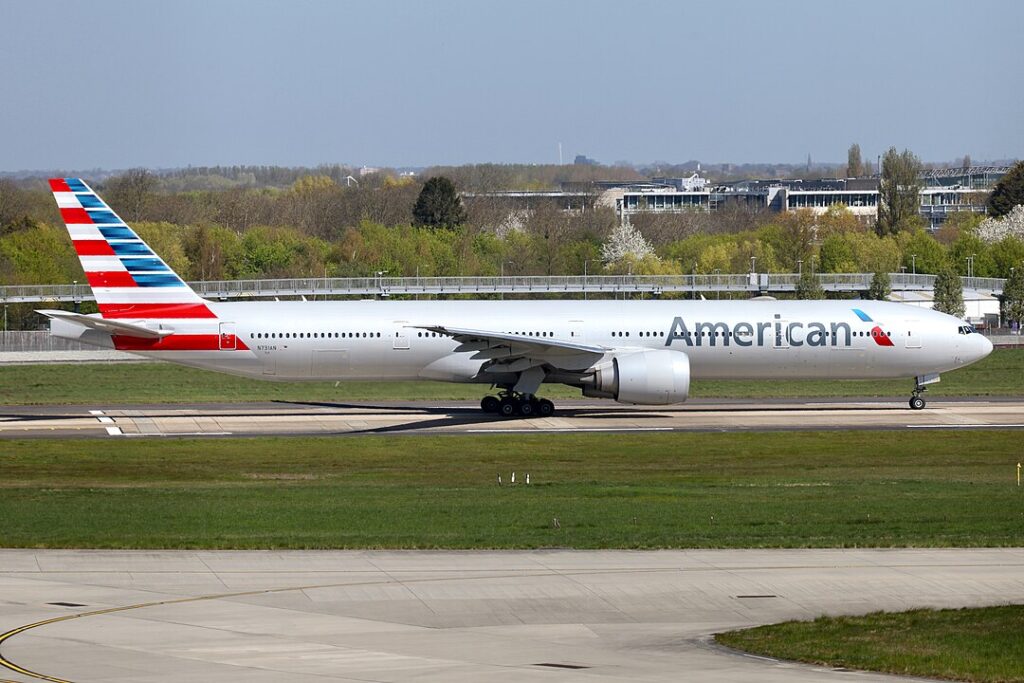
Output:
[[1, 159, 1023, 329]]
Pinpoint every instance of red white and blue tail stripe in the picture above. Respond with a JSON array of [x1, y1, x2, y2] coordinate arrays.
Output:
[[50, 178, 216, 320]]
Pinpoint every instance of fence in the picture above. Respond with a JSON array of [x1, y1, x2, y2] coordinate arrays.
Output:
[[0, 273, 1008, 304]]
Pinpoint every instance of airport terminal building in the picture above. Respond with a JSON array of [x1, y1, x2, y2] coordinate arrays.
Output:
[[464, 167, 1009, 231], [597, 166, 1007, 229]]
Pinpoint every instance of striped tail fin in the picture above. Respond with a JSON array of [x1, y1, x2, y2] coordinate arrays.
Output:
[[49, 178, 216, 320]]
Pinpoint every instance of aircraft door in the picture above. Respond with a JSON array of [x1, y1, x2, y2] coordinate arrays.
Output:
[[772, 320, 789, 349], [905, 321, 922, 349], [568, 319, 585, 342], [393, 321, 410, 349], [219, 322, 237, 350]]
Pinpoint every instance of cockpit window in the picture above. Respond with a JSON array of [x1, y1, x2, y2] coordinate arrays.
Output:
[[957, 325, 978, 335]]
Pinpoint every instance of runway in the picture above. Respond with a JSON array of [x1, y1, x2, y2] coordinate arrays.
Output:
[[1, 548, 1022, 682], [1, 397, 1023, 439]]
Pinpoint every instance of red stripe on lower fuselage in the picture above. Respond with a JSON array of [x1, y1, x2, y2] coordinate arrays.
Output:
[[86, 271, 137, 288], [113, 334, 249, 352], [75, 240, 116, 256], [60, 207, 92, 224], [98, 303, 217, 319]]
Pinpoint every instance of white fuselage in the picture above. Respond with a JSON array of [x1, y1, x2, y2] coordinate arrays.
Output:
[[117, 299, 992, 387]]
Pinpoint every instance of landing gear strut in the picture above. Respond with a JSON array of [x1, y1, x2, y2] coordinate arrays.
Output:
[[481, 390, 555, 418]]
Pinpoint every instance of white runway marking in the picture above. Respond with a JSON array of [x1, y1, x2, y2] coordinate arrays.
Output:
[[105, 426, 123, 436], [97, 416, 114, 424], [907, 423, 1024, 429], [88, 410, 105, 416]]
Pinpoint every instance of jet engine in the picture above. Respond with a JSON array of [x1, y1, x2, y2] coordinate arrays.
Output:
[[582, 349, 690, 405]]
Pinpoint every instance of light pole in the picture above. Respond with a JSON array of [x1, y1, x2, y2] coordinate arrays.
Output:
[[797, 259, 803, 277], [375, 270, 388, 298], [750, 256, 757, 274], [500, 261, 514, 300], [911, 254, 917, 276], [713, 268, 721, 300], [583, 259, 600, 301]]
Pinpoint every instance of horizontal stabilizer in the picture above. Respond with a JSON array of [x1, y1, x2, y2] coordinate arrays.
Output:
[[36, 309, 173, 339]]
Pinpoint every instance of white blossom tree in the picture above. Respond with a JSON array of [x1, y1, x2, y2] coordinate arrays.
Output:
[[601, 221, 655, 265], [977, 204, 1024, 243]]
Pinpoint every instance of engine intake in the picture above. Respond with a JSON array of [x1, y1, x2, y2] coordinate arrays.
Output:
[[583, 349, 690, 405]]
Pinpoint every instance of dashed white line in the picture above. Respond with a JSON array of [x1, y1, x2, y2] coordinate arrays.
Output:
[[105, 426, 123, 436]]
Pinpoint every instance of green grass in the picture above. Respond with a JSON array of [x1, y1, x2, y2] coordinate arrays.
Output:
[[716, 605, 1024, 682], [0, 347, 1021, 405], [1, 431, 1022, 549]]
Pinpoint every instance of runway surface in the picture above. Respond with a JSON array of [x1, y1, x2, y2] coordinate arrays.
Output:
[[1, 397, 1023, 439], [1, 549, 1022, 682]]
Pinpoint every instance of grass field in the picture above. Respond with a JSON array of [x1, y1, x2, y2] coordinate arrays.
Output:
[[716, 605, 1024, 683], [0, 347, 1021, 405], [1, 430, 1021, 549]]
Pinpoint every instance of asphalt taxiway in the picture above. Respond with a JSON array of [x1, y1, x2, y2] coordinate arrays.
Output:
[[1, 548, 1022, 682], [1, 397, 1023, 439]]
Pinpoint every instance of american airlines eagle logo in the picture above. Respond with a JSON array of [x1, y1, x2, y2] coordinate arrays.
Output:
[[852, 308, 894, 347]]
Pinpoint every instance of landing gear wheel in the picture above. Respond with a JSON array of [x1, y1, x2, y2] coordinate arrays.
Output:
[[536, 398, 555, 417], [481, 395, 500, 413], [498, 397, 519, 418], [518, 400, 535, 417], [909, 395, 926, 410]]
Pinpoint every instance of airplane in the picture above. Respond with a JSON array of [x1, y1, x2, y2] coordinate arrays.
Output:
[[39, 178, 993, 417]]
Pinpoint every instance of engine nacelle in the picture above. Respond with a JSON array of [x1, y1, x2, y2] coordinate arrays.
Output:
[[583, 349, 690, 405]]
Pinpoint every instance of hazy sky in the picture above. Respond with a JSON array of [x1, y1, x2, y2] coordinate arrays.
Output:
[[2, 0, 1022, 170]]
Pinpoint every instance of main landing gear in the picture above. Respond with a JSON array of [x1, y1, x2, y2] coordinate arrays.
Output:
[[481, 391, 555, 418]]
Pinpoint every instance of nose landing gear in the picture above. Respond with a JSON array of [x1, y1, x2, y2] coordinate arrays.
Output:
[[909, 383, 927, 410], [908, 373, 940, 410], [480, 391, 555, 418]]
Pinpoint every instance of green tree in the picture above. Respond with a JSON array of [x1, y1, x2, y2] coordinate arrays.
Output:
[[877, 147, 923, 236], [1002, 266, 1024, 329], [847, 143, 863, 177], [948, 229, 994, 277], [990, 237, 1024, 278], [897, 229, 946, 274], [933, 266, 965, 318], [868, 271, 891, 300], [987, 161, 1024, 218], [412, 176, 467, 228], [818, 234, 856, 273], [795, 270, 825, 299]]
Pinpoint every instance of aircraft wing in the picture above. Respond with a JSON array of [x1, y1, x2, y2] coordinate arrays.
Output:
[[36, 309, 173, 339], [415, 325, 607, 357]]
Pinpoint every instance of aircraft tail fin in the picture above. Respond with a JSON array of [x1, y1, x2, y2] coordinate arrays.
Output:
[[49, 178, 215, 320]]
